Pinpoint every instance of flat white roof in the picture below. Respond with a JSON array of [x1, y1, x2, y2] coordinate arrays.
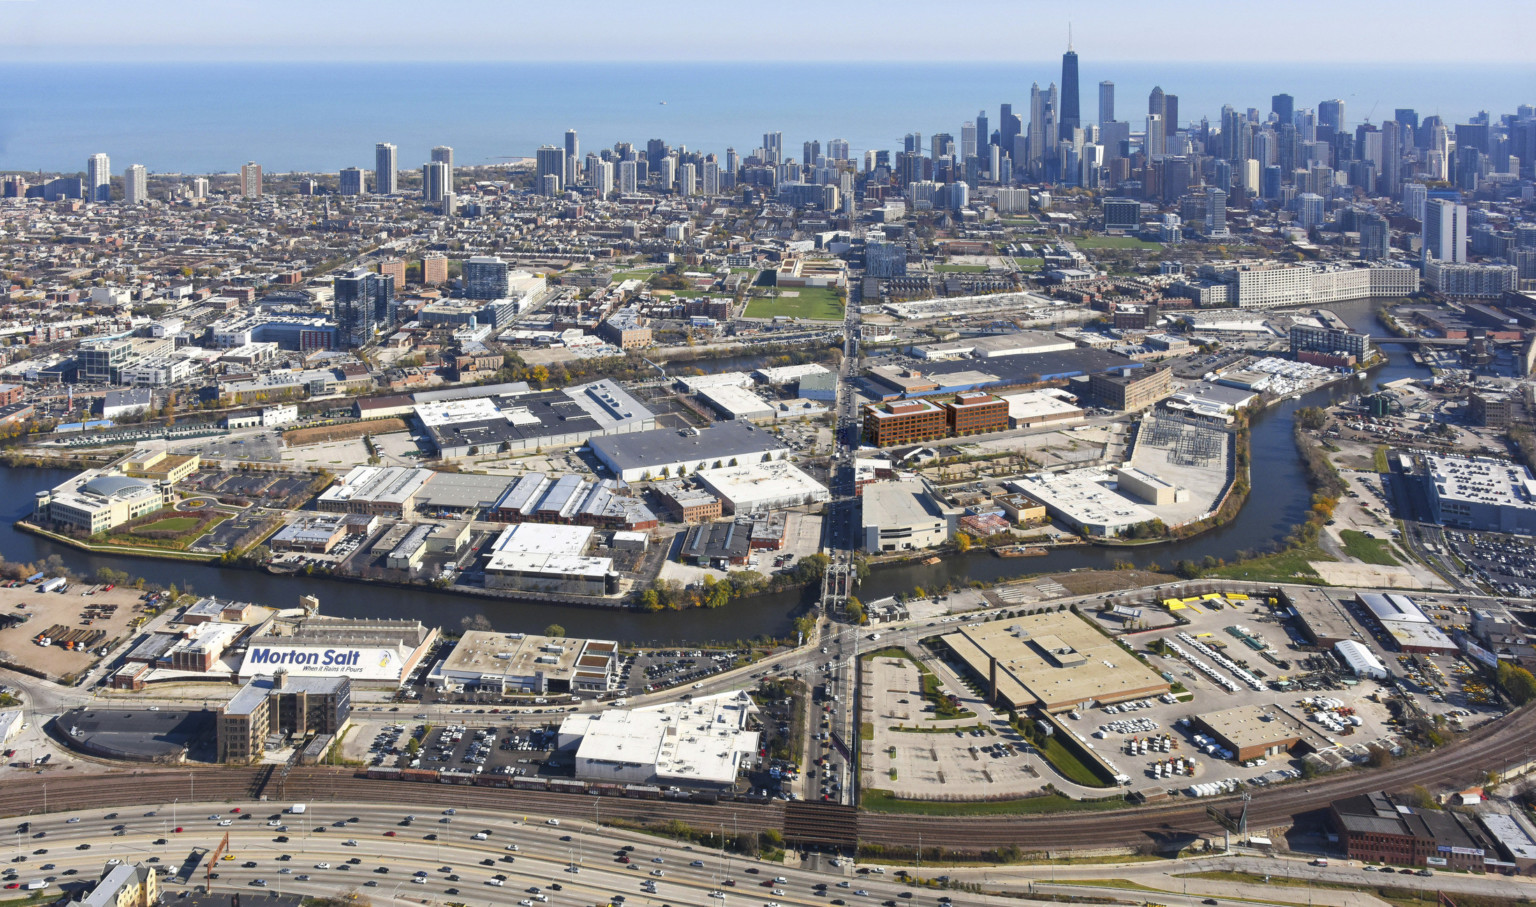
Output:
[[489, 523, 593, 557], [1428, 453, 1536, 509], [1013, 468, 1157, 531], [696, 460, 830, 508], [1000, 389, 1083, 421], [317, 466, 433, 507], [564, 690, 760, 787], [415, 397, 503, 427]]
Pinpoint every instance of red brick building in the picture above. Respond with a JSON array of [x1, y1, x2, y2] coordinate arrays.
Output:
[[943, 392, 1009, 436], [863, 399, 947, 446]]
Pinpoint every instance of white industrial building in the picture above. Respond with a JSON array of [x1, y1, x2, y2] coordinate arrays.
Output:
[[1357, 593, 1458, 654], [860, 478, 951, 552], [590, 422, 792, 483], [1333, 640, 1388, 680], [316, 466, 435, 517], [998, 389, 1084, 428], [429, 631, 618, 694], [557, 690, 760, 789], [914, 330, 1076, 360], [1423, 453, 1536, 535], [753, 363, 831, 385], [482, 524, 619, 597], [696, 384, 776, 423], [1011, 468, 1158, 536], [695, 460, 830, 514]]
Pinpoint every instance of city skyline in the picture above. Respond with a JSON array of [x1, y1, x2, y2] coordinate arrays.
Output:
[[1, 0, 1530, 63]]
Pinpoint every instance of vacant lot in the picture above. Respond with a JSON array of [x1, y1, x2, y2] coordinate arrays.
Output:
[[1075, 235, 1162, 250], [284, 418, 406, 446], [0, 584, 149, 680], [744, 288, 844, 321], [1340, 530, 1401, 566]]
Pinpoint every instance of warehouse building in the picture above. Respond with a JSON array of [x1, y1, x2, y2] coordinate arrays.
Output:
[[589, 421, 791, 483], [1334, 640, 1389, 680], [218, 672, 352, 763], [1422, 453, 1536, 535], [940, 611, 1170, 713], [237, 616, 438, 684], [270, 512, 377, 553], [488, 472, 657, 530], [1331, 791, 1493, 871], [414, 472, 520, 516], [1357, 593, 1458, 654], [316, 466, 435, 518], [1090, 365, 1173, 411], [860, 478, 951, 552], [429, 631, 618, 694], [482, 523, 619, 596], [652, 480, 723, 522], [1011, 468, 1158, 537], [999, 389, 1084, 428], [1190, 704, 1328, 762], [695, 460, 830, 513], [417, 379, 656, 459], [696, 384, 776, 423], [557, 690, 759, 789]]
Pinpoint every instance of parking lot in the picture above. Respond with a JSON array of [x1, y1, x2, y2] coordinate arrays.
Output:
[[621, 649, 751, 696], [180, 470, 316, 508], [0, 584, 151, 681], [354, 721, 560, 778], [863, 655, 1042, 800], [176, 433, 283, 464], [1443, 529, 1536, 597]]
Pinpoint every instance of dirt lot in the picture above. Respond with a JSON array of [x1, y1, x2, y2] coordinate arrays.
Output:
[[284, 418, 407, 446], [0, 584, 152, 680]]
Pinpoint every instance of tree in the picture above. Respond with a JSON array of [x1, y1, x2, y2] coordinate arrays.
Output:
[[1497, 661, 1536, 705], [544, 623, 566, 638], [846, 596, 866, 625], [954, 532, 972, 553]]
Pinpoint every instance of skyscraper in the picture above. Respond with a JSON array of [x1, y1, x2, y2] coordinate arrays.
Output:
[[339, 167, 365, 196], [240, 162, 262, 199], [1098, 81, 1114, 126], [1059, 43, 1080, 140], [618, 159, 638, 194], [803, 140, 820, 166], [1164, 95, 1179, 134], [535, 145, 564, 193], [1271, 94, 1294, 126], [999, 105, 1019, 155], [564, 129, 580, 186], [762, 132, 783, 165], [976, 111, 989, 149], [463, 256, 509, 300], [677, 163, 696, 197], [1318, 99, 1346, 135], [124, 164, 147, 204], [421, 161, 449, 202], [828, 139, 850, 161], [960, 122, 977, 161], [374, 143, 398, 195], [1358, 212, 1391, 260], [1422, 198, 1467, 265], [592, 159, 613, 198], [702, 160, 720, 196], [1145, 114, 1165, 161], [87, 153, 110, 203], [334, 268, 394, 348], [430, 146, 454, 196], [1206, 188, 1228, 237]]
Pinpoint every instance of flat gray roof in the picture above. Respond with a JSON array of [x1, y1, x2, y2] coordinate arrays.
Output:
[[415, 472, 515, 510], [590, 421, 783, 472]]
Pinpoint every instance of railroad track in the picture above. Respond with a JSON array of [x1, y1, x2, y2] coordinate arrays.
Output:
[[1, 705, 1528, 853]]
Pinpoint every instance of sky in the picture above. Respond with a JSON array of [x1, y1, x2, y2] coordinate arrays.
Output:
[[2, 0, 1532, 63]]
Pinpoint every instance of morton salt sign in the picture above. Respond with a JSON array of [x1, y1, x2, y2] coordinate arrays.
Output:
[[239, 645, 404, 681]]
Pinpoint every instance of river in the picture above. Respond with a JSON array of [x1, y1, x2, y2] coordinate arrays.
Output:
[[0, 299, 1426, 643]]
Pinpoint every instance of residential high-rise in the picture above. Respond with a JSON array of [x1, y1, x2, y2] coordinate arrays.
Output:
[[762, 132, 783, 165], [1358, 212, 1391, 260], [463, 256, 509, 300], [422, 254, 448, 286], [564, 129, 580, 186], [1206, 188, 1228, 237], [1402, 182, 1427, 221], [87, 153, 111, 203], [725, 147, 739, 176], [1271, 93, 1294, 126], [191, 177, 208, 200], [123, 164, 147, 204], [702, 160, 720, 196], [1378, 120, 1401, 195], [1319, 99, 1346, 135], [1145, 114, 1165, 161], [421, 161, 449, 202], [960, 121, 977, 161], [1059, 44, 1080, 139], [592, 160, 613, 198], [677, 163, 696, 197], [334, 268, 394, 348], [1422, 198, 1468, 265], [618, 159, 638, 194], [802, 140, 820, 166], [828, 139, 850, 161], [535, 145, 564, 193], [339, 167, 365, 195], [374, 143, 398, 195], [658, 156, 676, 190], [1098, 81, 1114, 126], [430, 145, 454, 195], [240, 162, 262, 199]]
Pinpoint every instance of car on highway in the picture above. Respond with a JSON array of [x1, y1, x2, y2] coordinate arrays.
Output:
[[343, 840, 358, 847], [315, 863, 330, 870], [65, 819, 79, 825], [218, 820, 233, 827]]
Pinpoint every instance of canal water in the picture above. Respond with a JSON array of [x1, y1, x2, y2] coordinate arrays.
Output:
[[0, 299, 1426, 643]]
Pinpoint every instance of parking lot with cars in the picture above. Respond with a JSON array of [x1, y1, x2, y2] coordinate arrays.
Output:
[[1443, 529, 1536, 597]]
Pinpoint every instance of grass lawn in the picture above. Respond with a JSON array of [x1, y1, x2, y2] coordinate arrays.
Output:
[[1206, 542, 1332, 584], [935, 264, 989, 273], [744, 287, 844, 321], [1373, 445, 1390, 472], [1012, 257, 1045, 271], [610, 268, 659, 281], [860, 789, 1126, 816], [1032, 733, 1115, 787], [1076, 235, 1163, 250], [1340, 530, 1401, 566], [131, 516, 202, 533]]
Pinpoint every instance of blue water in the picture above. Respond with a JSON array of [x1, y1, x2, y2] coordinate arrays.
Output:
[[0, 62, 1531, 174]]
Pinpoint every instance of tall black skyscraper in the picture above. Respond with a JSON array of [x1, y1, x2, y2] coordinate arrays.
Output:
[[1271, 93, 1294, 125], [1059, 40, 1080, 140]]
